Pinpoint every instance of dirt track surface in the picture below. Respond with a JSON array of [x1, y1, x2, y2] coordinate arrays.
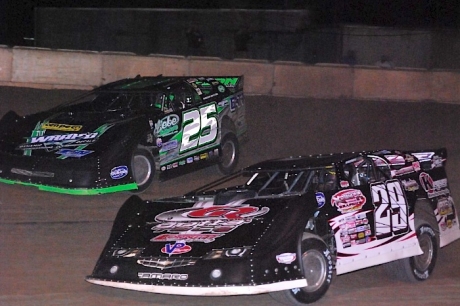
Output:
[[1, 87, 459, 305]]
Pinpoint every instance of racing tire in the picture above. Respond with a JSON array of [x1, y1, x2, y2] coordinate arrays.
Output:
[[269, 239, 333, 305], [130, 148, 155, 193], [384, 217, 439, 282], [216, 133, 239, 175]]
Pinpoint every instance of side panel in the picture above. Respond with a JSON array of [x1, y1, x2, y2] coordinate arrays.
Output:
[[330, 181, 422, 275]]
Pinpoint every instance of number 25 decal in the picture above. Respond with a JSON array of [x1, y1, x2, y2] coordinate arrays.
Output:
[[181, 103, 218, 153]]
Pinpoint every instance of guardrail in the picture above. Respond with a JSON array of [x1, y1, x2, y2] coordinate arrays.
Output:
[[1, 45, 459, 103]]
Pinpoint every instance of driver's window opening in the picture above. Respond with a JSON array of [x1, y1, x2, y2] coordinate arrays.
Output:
[[313, 168, 337, 191], [346, 157, 385, 187]]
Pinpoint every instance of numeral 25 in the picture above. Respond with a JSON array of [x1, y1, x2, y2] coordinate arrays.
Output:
[[180, 103, 218, 152]]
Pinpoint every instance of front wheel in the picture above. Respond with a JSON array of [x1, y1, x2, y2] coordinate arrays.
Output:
[[269, 239, 333, 305], [216, 133, 239, 175], [130, 148, 155, 193]]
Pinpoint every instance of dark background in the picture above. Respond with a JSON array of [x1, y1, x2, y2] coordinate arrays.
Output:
[[1, 0, 460, 46]]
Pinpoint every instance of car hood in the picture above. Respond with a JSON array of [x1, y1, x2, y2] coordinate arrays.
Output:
[[0, 109, 151, 157], [102, 194, 313, 259]]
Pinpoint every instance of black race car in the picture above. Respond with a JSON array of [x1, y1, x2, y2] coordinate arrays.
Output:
[[0, 76, 246, 195], [86, 148, 460, 304]]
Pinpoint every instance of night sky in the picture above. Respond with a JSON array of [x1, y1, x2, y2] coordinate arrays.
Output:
[[1, 0, 459, 45]]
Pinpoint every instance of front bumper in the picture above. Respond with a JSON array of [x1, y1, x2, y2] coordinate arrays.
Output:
[[0, 152, 137, 195]]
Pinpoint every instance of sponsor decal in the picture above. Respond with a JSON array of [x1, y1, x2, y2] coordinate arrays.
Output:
[[159, 140, 178, 153], [340, 180, 350, 188], [161, 242, 192, 255], [55, 148, 93, 158], [230, 97, 237, 111], [331, 189, 366, 213], [432, 155, 444, 168], [152, 233, 221, 243], [276, 253, 296, 264], [391, 161, 421, 176], [200, 153, 208, 160], [41, 122, 82, 132], [154, 114, 180, 137], [437, 196, 457, 231], [21, 123, 114, 158], [138, 272, 188, 280], [402, 179, 419, 191], [18, 132, 99, 151], [315, 192, 326, 208], [29, 132, 98, 144], [203, 92, 218, 100], [419, 172, 449, 198], [110, 166, 128, 180], [150, 203, 270, 243], [186, 157, 194, 163], [214, 77, 238, 88]]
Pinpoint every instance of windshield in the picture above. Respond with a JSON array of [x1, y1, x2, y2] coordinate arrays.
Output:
[[197, 166, 337, 197]]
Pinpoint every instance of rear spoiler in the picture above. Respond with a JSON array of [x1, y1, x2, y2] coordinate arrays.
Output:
[[214, 76, 244, 93]]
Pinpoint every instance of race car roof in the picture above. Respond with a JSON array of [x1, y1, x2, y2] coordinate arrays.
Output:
[[244, 152, 361, 172], [95, 76, 242, 93]]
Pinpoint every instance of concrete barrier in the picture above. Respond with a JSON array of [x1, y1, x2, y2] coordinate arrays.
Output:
[[430, 70, 460, 103], [272, 62, 354, 99], [101, 52, 189, 84], [353, 67, 431, 101], [0, 46, 459, 104], [11, 47, 102, 89], [0, 46, 12, 82]]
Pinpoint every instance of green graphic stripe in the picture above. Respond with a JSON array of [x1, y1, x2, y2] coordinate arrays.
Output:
[[24, 121, 47, 156], [0, 178, 137, 195]]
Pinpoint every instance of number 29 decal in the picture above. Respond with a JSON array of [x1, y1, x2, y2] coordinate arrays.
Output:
[[371, 180, 409, 239], [180, 103, 218, 153]]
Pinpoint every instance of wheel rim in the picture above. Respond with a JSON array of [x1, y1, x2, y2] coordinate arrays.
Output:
[[221, 140, 236, 169], [133, 154, 152, 186], [301, 249, 328, 293], [414, 232, 433, 272]]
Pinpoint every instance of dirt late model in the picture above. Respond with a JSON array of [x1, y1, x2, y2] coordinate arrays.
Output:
[[86, 148, 460, 304], [0, 76, 246, 195]]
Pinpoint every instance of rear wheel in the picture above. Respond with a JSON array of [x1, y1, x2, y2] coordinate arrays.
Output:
[[384, 217, 438, 282], [130, 148, 155, 193], [269, 238, 333, 305], [216, 133, 239, 175]]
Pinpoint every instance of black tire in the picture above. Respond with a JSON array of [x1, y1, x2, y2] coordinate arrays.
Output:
[[269, 239, 333, 305], [383, 217, 439, 282], [216, 133, 239, 175], [130, 148, 155, 193]]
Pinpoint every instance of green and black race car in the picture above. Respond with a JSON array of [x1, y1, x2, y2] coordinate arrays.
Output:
[[0, 76, 247, 195]]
